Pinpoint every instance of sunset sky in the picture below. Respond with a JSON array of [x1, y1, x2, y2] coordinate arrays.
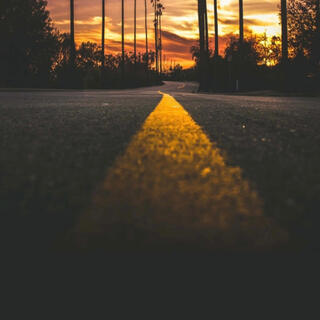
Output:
[[47, 0, 281, 68]]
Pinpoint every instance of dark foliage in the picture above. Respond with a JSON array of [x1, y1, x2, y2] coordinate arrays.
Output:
[[163, 64, 197, 82], [0, 0, 59, 87], [0, 0, 161, 89], [190, 37, 278, 92], [191, 2, 319, 94], [285, 0, 320, 92], [287, 0, 319, 60], [190, 0, 319, 93]]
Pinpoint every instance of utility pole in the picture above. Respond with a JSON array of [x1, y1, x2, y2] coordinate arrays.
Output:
[[121, 0, 125, 82], [159, 9, 163, 74], [281, 0, 288, 91], [197, 0, 209, 91], [213, 0, 219, 56], [281, 0, 288, 63], [154, 0, 159, 74], [134, 0, 137, 64], [316, 0, 320, 64], [317, 0, 320, 33], [102, 0, 105, 70], [145, 0, 149, 67], [239, 0, 244, 45], [238, 0, 244, 91], [205, 5, 209, 54], [213, 0, 219, 91], [159, 12, 162, 74], [70, 0, 75, 67]]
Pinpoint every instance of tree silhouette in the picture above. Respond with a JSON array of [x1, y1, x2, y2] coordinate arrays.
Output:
[[0, 0, 59, 87], [151, 1, 165, 74], [0, 0, 163, 89], [287, 0, 319, 60]]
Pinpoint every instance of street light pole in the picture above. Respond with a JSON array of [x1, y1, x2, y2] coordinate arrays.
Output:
[[281, 0, 288, 63], [70, 0, 75, 67], [213, 0, 219, 56], [102, 0, 105, 70], [239, 0, 244, 45], [197, 0, 209, 91], [145, 0, 149, 67], [134, 0, 137, 64], [121, 0, 125, 82]]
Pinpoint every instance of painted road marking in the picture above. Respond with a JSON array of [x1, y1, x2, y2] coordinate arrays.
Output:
[[72, 93, 287, 250]]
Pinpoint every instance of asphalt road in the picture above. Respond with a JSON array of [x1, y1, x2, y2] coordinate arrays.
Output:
[[1, 81, 320, 252]]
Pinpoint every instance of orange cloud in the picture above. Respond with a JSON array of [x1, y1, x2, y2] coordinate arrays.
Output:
[[47, 0, 281, 68]]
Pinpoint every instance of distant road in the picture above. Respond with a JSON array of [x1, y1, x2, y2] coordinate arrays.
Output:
[[1, 82, 320, 252]]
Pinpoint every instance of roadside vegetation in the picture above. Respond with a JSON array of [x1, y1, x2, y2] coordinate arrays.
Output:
[[0, 0, 318, 92], [192, 0, 320, 94], [0, 0, 162, 89]]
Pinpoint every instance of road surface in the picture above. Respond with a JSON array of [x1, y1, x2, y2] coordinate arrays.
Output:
[[1, 82, 320, 252]]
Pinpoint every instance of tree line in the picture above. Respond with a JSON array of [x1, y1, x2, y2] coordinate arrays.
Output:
[[1, 0, 318, 91], [0, 0, 165, 89], [195, 0, 320, 93]]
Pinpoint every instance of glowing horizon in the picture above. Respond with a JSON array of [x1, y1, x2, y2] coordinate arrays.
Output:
[[47, 0, 281, 68]]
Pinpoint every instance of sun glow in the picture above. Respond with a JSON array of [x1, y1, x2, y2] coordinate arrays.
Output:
[[48, 0, 281, 68], [220, 0, 232, 6]]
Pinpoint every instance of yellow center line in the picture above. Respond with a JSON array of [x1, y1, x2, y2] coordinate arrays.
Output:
[[72, 92, 287, 250]]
